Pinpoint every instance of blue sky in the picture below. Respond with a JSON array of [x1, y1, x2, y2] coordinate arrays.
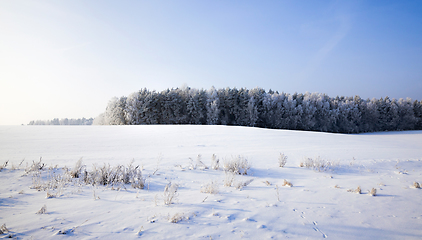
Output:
[[1, 0, 421, 125]]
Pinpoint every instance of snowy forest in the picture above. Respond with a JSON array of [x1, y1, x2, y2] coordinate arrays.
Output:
[[28, 118, 93, 125], [94, 87, 422, 133]]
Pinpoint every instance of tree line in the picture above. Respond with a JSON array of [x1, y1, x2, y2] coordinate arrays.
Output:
[[29, 118, 94, 125], [93, 87, 422, 133]]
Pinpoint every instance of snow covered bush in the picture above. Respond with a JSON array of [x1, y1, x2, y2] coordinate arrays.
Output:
[[278, 153, 287, 167], [223, 156, 250, 175]]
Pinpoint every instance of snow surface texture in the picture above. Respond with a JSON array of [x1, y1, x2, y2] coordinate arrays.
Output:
[[1, 125, 422, 239]]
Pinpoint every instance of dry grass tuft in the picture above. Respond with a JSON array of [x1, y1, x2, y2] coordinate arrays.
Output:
[[369, 188, 377, 196], [413, 182, 420, 189], [282, 179, 293, 187], [263, 180, 271, 186]]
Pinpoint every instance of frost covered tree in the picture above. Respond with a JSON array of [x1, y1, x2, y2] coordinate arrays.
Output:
[[206, 87, 220, 125], [94, 86, 422, 133], [103, 97, 126, 125]]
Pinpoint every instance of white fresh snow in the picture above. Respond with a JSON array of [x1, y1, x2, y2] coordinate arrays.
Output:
[[1, 125, 421, 239]]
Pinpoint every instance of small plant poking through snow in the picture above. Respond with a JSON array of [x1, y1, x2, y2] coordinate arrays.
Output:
[[278, 153, 287, 167], [0, 224, 9, 234], [282, 179, 293, 187], [413, 182, 420, 189], [163, 182, 179, 205], [370, 188, 377, 196], [37, 205, 47, 214], [0, 161, 8, 171], [223, 156, 250, 175], [201, 180, 219, 194]]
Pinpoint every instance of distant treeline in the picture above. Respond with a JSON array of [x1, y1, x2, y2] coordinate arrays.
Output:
[[29, 118, 93, 125], [94, 87, 422, 133]]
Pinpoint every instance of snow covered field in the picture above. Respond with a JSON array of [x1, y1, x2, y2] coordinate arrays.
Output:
[[1, 125, 421, 239]]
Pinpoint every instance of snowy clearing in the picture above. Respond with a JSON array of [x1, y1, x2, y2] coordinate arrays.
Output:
[[1, 125, 421, 239]]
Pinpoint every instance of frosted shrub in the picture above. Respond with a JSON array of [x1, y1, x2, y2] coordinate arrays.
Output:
[[83, 161, 144, 188], [163, 182, 178, 205], [201, 180, 219, 194], [223, 156, 250, 175], [299, 156, 338, 172], [25, 158, 45, 174], [278, 153, 287, 167]]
